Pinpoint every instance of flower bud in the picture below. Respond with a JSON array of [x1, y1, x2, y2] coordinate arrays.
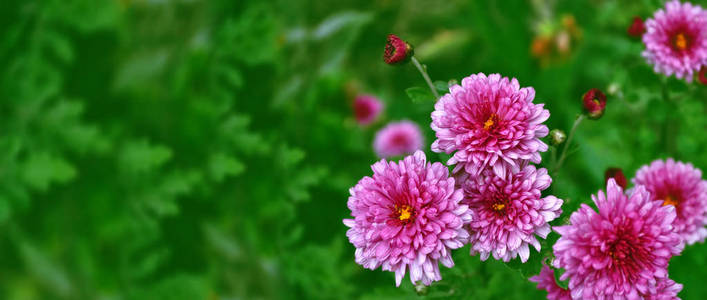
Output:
[[582, 88, 607, 120], [699, 66, 707, 85], [606, 83, 620, 96], [383, 34, 414, 65], [627, 16, 646, 38], [549, 129, 566, 146], [604, 167, 627, 190]]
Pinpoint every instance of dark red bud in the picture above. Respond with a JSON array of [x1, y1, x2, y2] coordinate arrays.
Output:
[[384, 34, 414, 65], [582, 88, 607, 120], [627, 16, 645, 38], [698, 66, 707, 85], [605, 167, 627, 190]]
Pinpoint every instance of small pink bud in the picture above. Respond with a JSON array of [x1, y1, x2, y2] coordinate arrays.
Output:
[[383, 34, 414, 65], [604, 167, 627, 190], [582, 88, 607, 120], [627, 16, 645, 38]]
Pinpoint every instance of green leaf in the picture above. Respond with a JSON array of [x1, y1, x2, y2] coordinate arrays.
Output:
[[119, 140, 172, 174], [434, 80, 450, 94], [20, 153, 77, 191], [405, 86, 434, 103], [209, 153, 245, 182]]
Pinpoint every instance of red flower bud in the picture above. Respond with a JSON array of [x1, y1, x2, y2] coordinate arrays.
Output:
[[604, 167, 627, 190], [627, 16, 646, 38], [384, 34, 414, 65], [582, 88, 607, 120], [698, 66, 707, 85]]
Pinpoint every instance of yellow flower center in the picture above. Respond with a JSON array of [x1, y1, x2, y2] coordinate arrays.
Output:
[[674, 33, 688, 50], [397, 205, 413, 221], [483, 114, 497, 130], [662, 194, 679, 207], [593, 98, 601, 106], [492, 203, 505, 211]]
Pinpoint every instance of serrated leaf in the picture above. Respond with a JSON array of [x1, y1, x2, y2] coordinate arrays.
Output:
[[209, 153, 245, 182], [20, 153, 77, 191], [405, 86, 434, 103], [119, 140, 172, 174]]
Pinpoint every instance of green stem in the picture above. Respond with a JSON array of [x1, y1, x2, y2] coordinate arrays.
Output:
[[553, 114, 584, 174], [410, 56, 440, 99]]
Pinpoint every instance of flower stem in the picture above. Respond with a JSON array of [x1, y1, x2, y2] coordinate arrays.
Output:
[[410, 56, 440, 99], [553, 114, 584, 174]]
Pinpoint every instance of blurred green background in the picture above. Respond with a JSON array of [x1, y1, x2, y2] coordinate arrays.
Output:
[[1, 0, 706, 299]]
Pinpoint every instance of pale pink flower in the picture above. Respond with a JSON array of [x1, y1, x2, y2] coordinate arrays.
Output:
[[462, 164, 562, 262], [431, 73, 549, 178], [343, 151, 472, 286], [373, 121, 424, 158]]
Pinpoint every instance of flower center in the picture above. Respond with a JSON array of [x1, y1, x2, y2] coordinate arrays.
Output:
[[592, 98, 601, 106], [673, 32, 689, 51], [396, 205, 414, 222], [483, 114, 498, 131], [491, 203, 505, 211], [662, 194, 679, 207]]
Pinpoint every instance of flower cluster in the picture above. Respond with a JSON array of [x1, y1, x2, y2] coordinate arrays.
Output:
[[533, 156, 707, 299], [552, 179, 683, 299], [431, 73, 561, 263]]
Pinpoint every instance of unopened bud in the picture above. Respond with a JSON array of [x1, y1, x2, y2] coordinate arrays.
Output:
[[698, 66, 707, 85], [414, 281, 429, 295], [384, 34, 414, 65], [582, 88, 607, 120], [604, 167, 627, 190], [607, 83, 620, 96], [549, 129, 566, 146], [627, 16, 645, 38]]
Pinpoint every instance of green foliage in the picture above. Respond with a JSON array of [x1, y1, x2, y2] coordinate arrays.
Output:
[[0, 0, 706, 299]]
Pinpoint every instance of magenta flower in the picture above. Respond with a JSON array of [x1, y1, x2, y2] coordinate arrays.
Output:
[[343, 151, 472, 286], [529, 264, 571, 300], [553, 179, 683, 299], [461, 164, 562, 262], [642, 0, 707, 82], [431, 73, 550, 178], [647, 278, 683, 300], [353, 95, 383, 125], [633, 158, 707, 245], [373, 121, 424, 158]]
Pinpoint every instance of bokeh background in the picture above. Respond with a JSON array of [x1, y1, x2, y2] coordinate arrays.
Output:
[[1, 0, 706, 299]]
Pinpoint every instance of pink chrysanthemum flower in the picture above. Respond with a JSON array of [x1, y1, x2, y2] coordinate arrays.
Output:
[[373, 121, 424, 158], [529, 264, 571, 300], [353, 95, 383, 125], [553, 179, 683, 299], [431, 73, 549, 178], [633, 158, 707, 245], [647, 278, 683, 300], [462, 164, 562, 262], [343, 151, 472, 286], [642, 0, 707, 82]]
